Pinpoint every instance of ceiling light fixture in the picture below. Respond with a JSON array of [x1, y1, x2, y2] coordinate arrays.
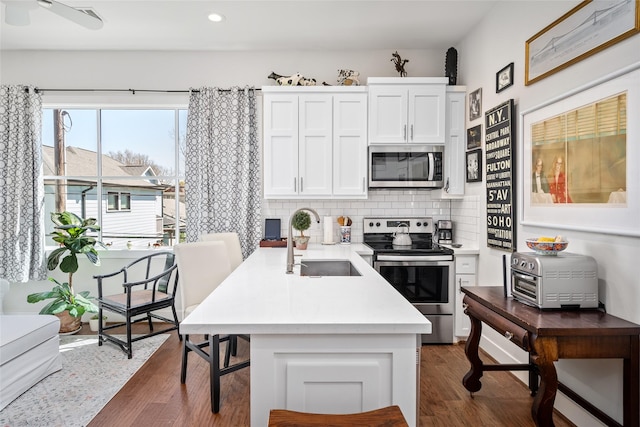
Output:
[[207, 13, 225, 23], [4, 5, 31, 26]]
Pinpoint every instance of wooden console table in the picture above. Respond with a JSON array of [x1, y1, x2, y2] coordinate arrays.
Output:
[[461, 286, 640, 427]]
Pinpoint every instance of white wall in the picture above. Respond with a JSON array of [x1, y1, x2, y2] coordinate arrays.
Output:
[[456, 1, 640, 425], [1, 49, 444, 89], [2, 3, 640, 424]]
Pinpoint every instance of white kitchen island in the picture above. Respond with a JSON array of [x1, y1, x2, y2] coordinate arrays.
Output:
[[179, 243, 431, 426]]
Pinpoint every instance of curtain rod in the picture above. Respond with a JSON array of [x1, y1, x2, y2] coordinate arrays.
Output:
[[29, 87, 262, 94]]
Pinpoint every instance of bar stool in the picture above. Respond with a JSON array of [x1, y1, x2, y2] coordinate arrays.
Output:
[[267, 405, 409, 427], [175, 240, 250, 413]]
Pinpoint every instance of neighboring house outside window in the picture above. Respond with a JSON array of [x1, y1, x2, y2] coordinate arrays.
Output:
[[42, 108, 186, 250]]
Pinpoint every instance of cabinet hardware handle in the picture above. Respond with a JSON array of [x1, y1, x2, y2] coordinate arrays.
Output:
[[458, 278, 462, 292], [504, 331, 514, 340], [362, 177, 365, 192], [444, 178, 450, 193], [294, 178, 297, 192], [410, 124, 414, 140], [300, 177, 303, 192], [403, 124, 407, 140]]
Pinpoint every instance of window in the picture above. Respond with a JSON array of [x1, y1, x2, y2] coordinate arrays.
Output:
[[107, 192, 119, 211], [531, 93, 626, 203], [106, 192, 131, 211], [42, 108, 187, 249]]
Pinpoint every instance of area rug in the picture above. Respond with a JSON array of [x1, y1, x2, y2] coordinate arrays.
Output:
[[0, 334, 169, 427]]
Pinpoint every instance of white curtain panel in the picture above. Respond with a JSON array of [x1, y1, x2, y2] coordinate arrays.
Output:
[[185, 87, 261, 259], [0, 86, 47, 282]]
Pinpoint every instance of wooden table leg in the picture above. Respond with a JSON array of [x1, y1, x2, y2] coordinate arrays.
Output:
[[624, 336, 639, 427], [462, 313, 484, 393], [531, 337, 558, 427]]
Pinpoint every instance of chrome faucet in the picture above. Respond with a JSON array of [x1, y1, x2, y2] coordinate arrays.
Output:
[[286, 207, 320, 274]]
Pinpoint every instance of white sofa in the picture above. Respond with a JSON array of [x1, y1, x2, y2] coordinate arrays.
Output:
[[0, 279, 62, 410]]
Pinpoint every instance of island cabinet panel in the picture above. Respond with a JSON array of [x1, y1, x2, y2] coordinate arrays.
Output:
[[263, 86, 367, 199], [251, 333, 420, 427]]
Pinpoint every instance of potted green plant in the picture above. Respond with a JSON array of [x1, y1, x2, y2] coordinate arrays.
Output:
[[89, 313, 108, 332], [291, 210, 312, 250], [27, 211, 101, 333]]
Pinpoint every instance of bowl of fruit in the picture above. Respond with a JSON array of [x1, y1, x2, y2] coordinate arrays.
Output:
[[525, 236, 568, 255]]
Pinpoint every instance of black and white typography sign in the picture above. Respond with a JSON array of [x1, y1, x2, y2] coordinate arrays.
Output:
[[485, 99, 516, 252]]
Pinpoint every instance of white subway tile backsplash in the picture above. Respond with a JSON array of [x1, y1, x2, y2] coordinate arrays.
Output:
[[262, 192, 480, 245]]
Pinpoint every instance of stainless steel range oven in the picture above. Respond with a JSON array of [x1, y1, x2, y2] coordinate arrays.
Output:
[[363, 217, 455, 344]]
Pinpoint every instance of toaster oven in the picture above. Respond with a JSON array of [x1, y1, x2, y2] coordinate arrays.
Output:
[[510, 252, 598, 309]]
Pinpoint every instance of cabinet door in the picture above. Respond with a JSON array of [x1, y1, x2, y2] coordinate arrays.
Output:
[[264, 94, 299, 197], [368, 86, 407, 144], [455, 274, 474, 337], [299, 95, 333, 196], [442, 90, 466, 197], [333, 93, 367, 196], [408, 85, 446, 144]]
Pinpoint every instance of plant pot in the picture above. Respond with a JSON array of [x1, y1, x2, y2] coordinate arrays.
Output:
[[89, 316, 107, 332], [55, 310, 82, 334], [294, 236, 310, 250]]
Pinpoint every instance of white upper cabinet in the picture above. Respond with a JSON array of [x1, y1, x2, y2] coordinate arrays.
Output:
[[333, 94, 368, 196], [299, 95, 333, 196], [263, 94, 299, 197], [368, 77, 447, 145], [263, 87, 367, 199], [441, 86, 467, 198]]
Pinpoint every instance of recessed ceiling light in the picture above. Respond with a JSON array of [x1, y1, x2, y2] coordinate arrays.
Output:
[[208, 13, 225, 23]]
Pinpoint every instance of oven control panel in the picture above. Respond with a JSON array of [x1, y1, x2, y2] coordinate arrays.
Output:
[[363, 217, 434, 234]]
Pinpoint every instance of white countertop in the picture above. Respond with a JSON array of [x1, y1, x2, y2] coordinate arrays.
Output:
[[179, 243, 431, 336], [439, 239, 480, 255]]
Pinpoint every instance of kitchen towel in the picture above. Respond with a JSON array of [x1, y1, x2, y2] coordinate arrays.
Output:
[[323, 216, 334, 243]]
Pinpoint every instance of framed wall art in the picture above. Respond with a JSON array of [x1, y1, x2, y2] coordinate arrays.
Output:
[[469, 88, 482, 121], [519, 62, 640, 237], [525, 0, 640, 85], [467, 124, 482, 150], [466, 149, 482, 183], [496, 62, 514, 93], [485, 99, 516, 252]]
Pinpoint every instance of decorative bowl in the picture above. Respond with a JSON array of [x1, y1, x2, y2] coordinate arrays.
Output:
[[525, 238, 568, 255]]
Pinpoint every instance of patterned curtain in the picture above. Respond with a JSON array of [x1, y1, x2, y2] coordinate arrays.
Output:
[[185, 87, 261, 259], [0, 85, 47, 282]]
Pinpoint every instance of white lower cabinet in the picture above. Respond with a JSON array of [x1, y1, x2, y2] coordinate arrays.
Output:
[[251, 333, 420, 426], [454, 255, 477, 339], [263, 86, 367, 199]]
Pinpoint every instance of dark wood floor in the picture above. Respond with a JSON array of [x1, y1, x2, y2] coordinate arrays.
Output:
[[84, 324, 575, 427]]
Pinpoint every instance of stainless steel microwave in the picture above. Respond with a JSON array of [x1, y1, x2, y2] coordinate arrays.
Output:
[[368, 145, 444, 189]]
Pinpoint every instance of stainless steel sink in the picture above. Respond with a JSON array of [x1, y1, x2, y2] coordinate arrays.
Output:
[[299, 259, 362, 277]]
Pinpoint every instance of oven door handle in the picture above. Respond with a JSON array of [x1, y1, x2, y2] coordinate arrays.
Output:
[[376, 255, 453, 262]]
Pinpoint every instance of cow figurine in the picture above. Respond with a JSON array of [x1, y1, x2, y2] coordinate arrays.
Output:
[[268, 72, 316, 86], [337, 69, 360, 86]]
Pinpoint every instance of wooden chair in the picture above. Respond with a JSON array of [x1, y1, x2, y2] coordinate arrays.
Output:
[[175, 240, 250, 413], [94, 251, 179, 359], [267, 405, 409, 427]]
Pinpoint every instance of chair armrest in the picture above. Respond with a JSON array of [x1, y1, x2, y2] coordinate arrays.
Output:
[[121, 264, 177, 289], [94, 269, 126, 298]]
